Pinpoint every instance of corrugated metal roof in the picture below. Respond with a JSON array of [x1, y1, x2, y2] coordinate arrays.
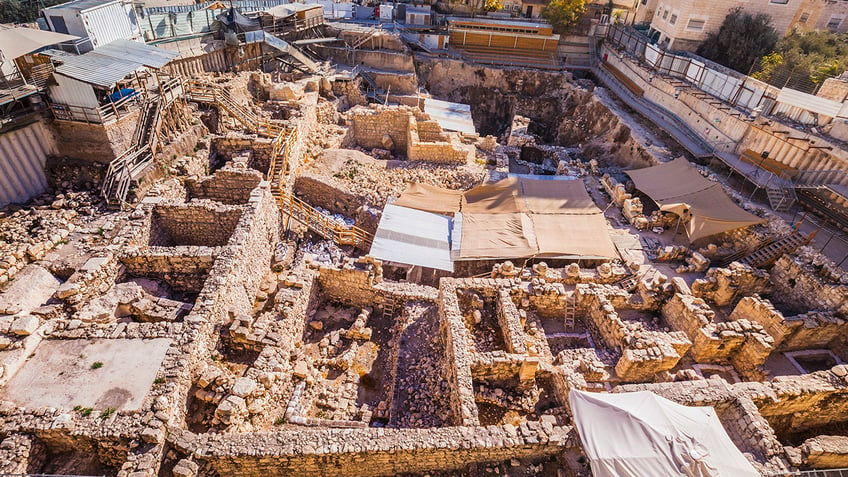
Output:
[[52, 39, 178, 87], [43, 0, 121, 13], [424, 98, 476, 135]]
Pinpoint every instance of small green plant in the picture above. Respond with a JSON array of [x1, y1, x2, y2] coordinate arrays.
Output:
[[100, 407, 115, 419], [153, 377, 165, 385], [74, 406, 93, 417], [274, 416, 285, 425], [95, 227, 105, 236], [56, 239, 68, 245], [91, 361, 103, 369], [316, 410, 327, 419]]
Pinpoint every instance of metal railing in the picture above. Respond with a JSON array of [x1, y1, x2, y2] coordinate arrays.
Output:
[[279, 193, 372, 249], [184, 80, 284, 137], [50, 93, 142, 124], [765, 469, 848, 477]]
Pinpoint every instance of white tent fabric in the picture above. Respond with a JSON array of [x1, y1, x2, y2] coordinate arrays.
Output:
[[569, 390, 759, 477], [369, 204, 454, 272]]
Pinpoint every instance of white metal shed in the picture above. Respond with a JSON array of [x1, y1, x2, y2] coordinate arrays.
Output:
[[42, 0, 142, 53]]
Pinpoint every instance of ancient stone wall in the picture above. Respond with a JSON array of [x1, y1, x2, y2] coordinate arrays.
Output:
[[50, 110, 139, 163], [691, 263, 771, 306], [438, 278, 479, 426], [150, 203, 244, 247], [802, 435, 848, 469], [212, 136, 274, 174], [186, 168, 263, 205], [172, 423, 570, 477], [781, 312, 847, 351], [316, 46, 416, 72], [770, 255, 848, 316], [754, 369, 848, 437], [293, 174, 364, 219], [121, 247, 217, 293], [348, 105, 411, 151]]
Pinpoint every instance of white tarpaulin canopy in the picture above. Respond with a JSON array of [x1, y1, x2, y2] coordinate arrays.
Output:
[[569, 390, 759, 477], [369, 203, 454, 272]]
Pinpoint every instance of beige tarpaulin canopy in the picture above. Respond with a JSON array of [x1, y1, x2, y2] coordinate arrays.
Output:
[[0, 27, 78, 64], [394, 182, 463, 215], [397, 177, 619, 260], [626, 157, 765, 242]]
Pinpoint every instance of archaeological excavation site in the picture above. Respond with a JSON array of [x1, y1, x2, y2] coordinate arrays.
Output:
[[3, 2, 848, 476]]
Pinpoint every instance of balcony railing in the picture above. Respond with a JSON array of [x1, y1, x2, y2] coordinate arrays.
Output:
[[49, 93, 142, 124]]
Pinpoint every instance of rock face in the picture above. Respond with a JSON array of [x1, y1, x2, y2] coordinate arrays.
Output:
[[9, 315, 39, 336], [0, 265, 60, 316]]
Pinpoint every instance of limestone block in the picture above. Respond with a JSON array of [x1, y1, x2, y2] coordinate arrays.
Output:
[[231, 377, 258, 398], [9, 315, 39, 336]]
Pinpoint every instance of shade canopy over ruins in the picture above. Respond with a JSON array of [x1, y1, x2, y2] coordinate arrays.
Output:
[[570, 390, 760, 477], [625, 158, 765, 242], [384, 177, 619, 265]]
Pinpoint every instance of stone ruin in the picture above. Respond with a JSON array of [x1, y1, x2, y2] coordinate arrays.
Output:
[[2, 57, 848, 477]]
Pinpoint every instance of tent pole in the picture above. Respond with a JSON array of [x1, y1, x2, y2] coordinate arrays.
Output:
[[672, 215, 681, 242]]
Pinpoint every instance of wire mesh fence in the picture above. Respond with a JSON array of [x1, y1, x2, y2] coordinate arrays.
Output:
[[765, 469, 848, 477]]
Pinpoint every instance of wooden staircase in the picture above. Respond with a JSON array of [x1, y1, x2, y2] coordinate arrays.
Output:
[[184, 80, 372, 250], [279, 193, 372, 249], [102, 77, 183, 207], [184, 80, 284, 138], [737, 231, 809, 269]]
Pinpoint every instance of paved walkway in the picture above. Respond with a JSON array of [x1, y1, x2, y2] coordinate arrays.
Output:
[[592, 65, 713, 159]]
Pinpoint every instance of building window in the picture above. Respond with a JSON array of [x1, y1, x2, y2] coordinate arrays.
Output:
[[827, 14, 844, 30], [687, 18, 706, 30], [770, 0, 789, 4], [670, 13, 678, 24], [798, 11, 809, 23], [662, 9, 668, 19]]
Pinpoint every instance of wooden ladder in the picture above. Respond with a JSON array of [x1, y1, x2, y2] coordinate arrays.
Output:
[[382, 296, 399, 322], [563, 295, 577, 332]]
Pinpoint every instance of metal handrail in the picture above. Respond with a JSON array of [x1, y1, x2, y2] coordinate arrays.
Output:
[[184, 80, 283, 137], [764, 469, 848, 477]]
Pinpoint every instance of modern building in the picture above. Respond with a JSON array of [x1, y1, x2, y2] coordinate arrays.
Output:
[[41, 0, 142, 53], [637, 0, 848, 51]]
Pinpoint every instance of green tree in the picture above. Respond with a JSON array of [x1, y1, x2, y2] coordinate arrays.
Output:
[[752, 51, 784, 82], [0, 0, 68, 24], [542, 0, 586, 34], [756, 31, 848, 89], [484, 0, 503, 12], [697, 8, 779, 74]]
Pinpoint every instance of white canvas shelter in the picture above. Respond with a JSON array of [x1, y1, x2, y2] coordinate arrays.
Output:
[[569, 390, 759, 477], [369, 203, 454, 272]]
